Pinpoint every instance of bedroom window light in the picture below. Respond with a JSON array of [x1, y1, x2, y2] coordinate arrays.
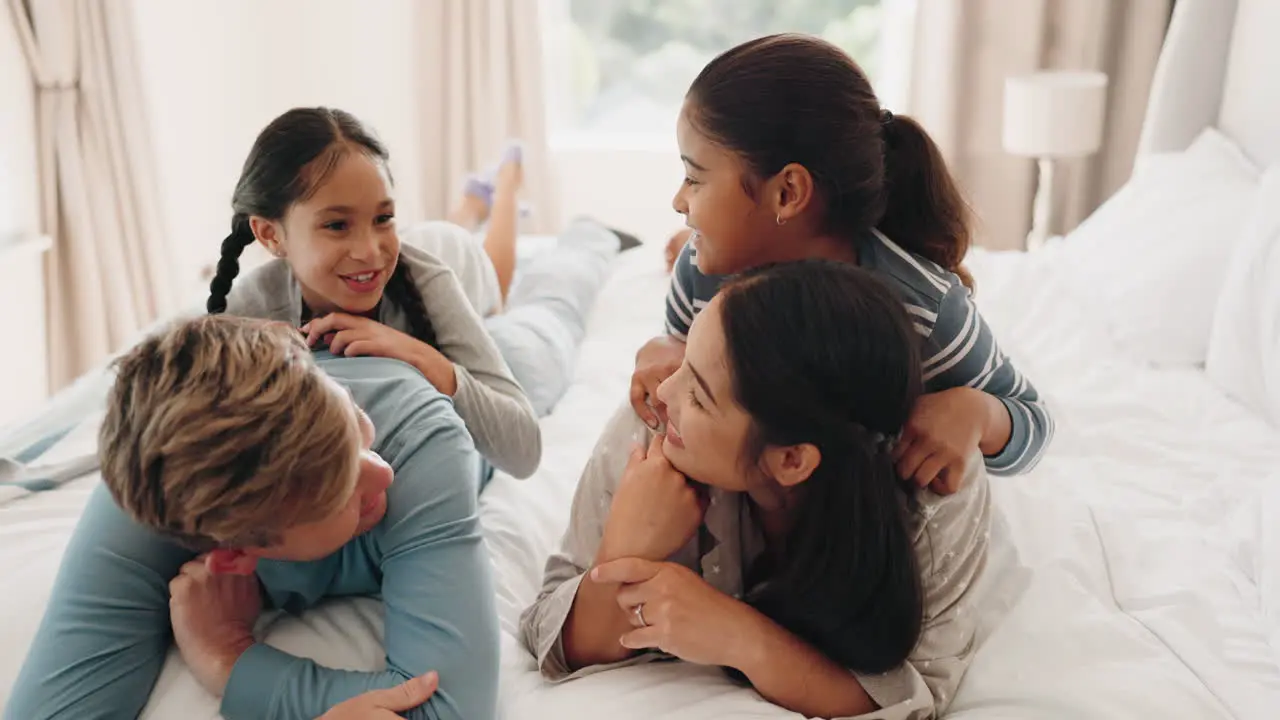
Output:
[[539, 0, 916, 151]]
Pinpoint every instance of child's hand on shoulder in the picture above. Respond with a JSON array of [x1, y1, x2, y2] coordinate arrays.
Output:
[[302, 312, 414, 358], [894, 387, 987, 495], [301, 313, 458, 394]]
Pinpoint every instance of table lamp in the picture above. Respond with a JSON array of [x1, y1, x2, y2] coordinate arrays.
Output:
[[1003, 70, 1109, 249]]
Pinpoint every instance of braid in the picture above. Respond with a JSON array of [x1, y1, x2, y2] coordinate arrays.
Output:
[[207, 214, 255, 314], [384, 258, 439, 348]]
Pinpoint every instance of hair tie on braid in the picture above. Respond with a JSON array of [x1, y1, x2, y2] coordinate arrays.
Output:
[[879, 108, 894, 126]]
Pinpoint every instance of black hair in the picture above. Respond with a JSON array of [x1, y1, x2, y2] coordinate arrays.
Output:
[[718, 259, 925, 673], [206, 107, 437, 346], [688, 33, 973, 288]]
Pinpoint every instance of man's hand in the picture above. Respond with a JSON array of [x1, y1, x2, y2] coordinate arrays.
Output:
[[168, 557, 261, 696], [317, 672, 440, 719]]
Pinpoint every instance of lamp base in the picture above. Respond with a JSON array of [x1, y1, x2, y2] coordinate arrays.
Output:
[[1025, 157, 1055, 251]]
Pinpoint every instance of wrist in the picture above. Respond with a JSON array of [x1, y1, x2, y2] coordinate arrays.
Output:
[[211, 634, 256, 697], [969, 388, 1008, 455], [725, 603, 773, 676], [413, 343, 458, 396]]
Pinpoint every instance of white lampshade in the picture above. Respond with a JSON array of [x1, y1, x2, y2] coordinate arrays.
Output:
[[1003, 71, 1108, 158]]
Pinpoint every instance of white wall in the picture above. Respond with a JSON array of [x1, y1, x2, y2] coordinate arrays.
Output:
[[550, 145, 685, 246], [131, 0, 427, 305], [0, 10, 50, 430], [131, 0, 685, 299]]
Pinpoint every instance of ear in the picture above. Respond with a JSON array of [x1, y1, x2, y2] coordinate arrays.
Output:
[[760, 442, 821, 488], [205, 548, 260, 576], [770, 163, 818, 224], [249, 216, 286, 258]]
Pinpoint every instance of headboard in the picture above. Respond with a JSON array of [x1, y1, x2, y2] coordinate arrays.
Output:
[[1137, 0, 1280, 167]]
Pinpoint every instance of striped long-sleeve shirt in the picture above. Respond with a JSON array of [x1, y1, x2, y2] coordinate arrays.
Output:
[[664, 229, 1054, 476]]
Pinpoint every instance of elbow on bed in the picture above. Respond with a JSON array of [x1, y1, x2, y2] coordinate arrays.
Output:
[[394, 652, 500, 720]]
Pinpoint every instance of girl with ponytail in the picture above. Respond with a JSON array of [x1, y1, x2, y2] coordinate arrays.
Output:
[[210, 107, 543, 478], [521, 260, 991, 719], [632, 34, 1054, 489]]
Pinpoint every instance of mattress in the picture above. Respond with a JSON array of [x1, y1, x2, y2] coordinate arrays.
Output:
[[2, 241, 1279, 719]]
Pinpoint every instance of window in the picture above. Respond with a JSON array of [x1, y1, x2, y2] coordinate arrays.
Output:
[[540, 0, 914, 149]]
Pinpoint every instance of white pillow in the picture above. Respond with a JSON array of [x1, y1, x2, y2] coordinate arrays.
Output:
[[1058, 128, 1260, 366], [1256, 473, 1280, 658], [1206, 165, 1280, 423]]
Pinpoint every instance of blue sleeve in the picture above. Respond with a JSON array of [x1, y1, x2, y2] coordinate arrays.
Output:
[[220, 397, 499, 719], [923, 283, 1054, 476], [664, 241, 723, 340], [4, 485, 196, 720]]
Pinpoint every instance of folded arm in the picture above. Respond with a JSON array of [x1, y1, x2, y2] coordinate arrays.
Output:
[[4, 485, 196, 720], [220, 421, 499, 720], [417, 253, 542, 479], [925, 283, 1054, 475], [519, 405, 668, 680]]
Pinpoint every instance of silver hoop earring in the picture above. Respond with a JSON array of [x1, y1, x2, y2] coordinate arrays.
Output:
[[776, 213, 787, 226]]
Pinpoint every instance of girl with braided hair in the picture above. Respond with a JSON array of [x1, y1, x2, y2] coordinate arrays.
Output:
[[211, 107, 619, 480]]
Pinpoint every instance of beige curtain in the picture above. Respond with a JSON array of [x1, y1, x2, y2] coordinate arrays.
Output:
[[905, 0, 1172, 250], [9, 0, 176, 390], [415, 0, 559, 233]]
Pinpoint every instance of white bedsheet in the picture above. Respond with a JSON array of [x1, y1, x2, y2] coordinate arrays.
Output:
[[2, 241, 1280, 719]]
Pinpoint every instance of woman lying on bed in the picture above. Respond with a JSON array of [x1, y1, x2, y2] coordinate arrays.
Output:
[[520, 260, 991, 720]]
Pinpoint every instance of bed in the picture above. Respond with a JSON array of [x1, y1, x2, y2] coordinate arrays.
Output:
[[3, 0, 1280, 717]]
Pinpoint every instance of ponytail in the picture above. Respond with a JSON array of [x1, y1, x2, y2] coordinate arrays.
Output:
[[686, 35, 975, 288], [878, 114, 974, 289], [207, 214, 254, 314], [383, 260, 440, 349]]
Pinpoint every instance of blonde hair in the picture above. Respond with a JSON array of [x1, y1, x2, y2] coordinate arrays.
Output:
[[99, 315, 360, 550]]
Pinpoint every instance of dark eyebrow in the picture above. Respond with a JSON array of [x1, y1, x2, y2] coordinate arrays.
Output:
[[680, 154, 708, 172], [319, 199, 393, 214], [688, 361, 716, 406]]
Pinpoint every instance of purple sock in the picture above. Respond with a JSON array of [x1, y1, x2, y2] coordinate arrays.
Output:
[[463, 174, 494, 208]]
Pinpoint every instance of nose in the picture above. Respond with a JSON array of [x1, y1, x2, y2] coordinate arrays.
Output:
[[348, 228, 381, 263], [671, 184, 689, 217], [360, 450, 394, 493], [655, 374, 678, 426]]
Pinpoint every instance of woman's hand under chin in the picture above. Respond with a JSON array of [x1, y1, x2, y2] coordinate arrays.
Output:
[[598, 434, 708, 564], [592, 558, 762, 669]]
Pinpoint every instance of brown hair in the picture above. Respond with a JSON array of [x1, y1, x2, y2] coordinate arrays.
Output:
[[99, 315, 360, 550], [686, 34, 974, 288], [719, 260, 924, 673]]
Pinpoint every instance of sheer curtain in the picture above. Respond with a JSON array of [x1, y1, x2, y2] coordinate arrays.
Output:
[[904, 0, 1172, 250], [415, 0, 559, 234], [8, 0, 177, 390]]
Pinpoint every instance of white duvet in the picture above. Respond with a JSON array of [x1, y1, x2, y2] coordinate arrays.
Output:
[[2, 241, 1279, 719]]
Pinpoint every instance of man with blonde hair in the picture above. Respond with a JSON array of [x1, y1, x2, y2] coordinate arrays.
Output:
[[5, 316, 499, 720]]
